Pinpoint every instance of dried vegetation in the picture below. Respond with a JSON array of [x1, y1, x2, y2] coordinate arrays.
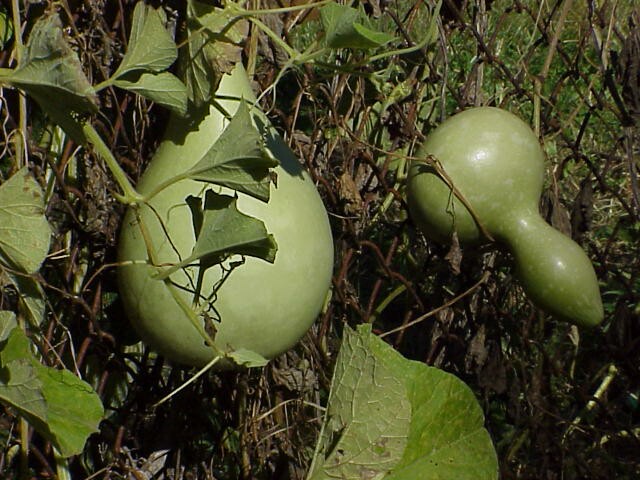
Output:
[[0, 0, 638, 478]]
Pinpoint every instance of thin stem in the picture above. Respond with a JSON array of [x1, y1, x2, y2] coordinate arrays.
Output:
[[533, 0, 573, 136], [235, 0, 332, 16], [54, 449, 72, 480], [380, 271, 490, 338], [153, 355, 222, 407], [368, 284, 406, 324], [134, 207, 221, 354], [363, 0, 443, 64], [10, 0, 27, 170], [141, 170, 190, 203], [92, 78, 114, 93], [19, 417, 28, 480]]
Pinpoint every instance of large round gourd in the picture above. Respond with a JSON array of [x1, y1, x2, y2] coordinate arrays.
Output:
[[117, 65, 334, 367], [407, 107, 603, 327]]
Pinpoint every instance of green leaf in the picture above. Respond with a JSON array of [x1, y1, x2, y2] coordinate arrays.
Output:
[[113, 2, 177, 78], [0, 311, 17, 341], [309, 325, 498, 480], [37, 366, 104, 457], [154, 190, 277, 281], [114, 71, 188, 115], [183, 0, 248, 106], [1, 14, 97, 143], [193, 191, 277, 264], [0, 360, 47, 431], [0, 328, 104, 457], [320, 3, 395, 50], [310, 325, 411, 479], [186, 102, 279, 202], [0, 168, 51, 274], [6, 273, 47, 327]]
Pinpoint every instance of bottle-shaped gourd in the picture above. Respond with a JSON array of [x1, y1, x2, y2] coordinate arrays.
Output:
[[407, 107, 604, 327]]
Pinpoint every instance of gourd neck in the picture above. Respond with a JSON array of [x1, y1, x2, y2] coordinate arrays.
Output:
[[498, 211, 603, 327]]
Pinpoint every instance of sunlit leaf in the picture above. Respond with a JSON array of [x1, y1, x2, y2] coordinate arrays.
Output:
[[320, 3, 395, 50], [0, 14, 97, 142], [228, 348, 269, 368], [310, 324, 410, 479], [114, 2, 177, 77], [186, 102, 278, 202], [309, 325, 499, 480], [114, 71, 187, 115], [0, 311, 17, 341], [154, 190, 277, 281]]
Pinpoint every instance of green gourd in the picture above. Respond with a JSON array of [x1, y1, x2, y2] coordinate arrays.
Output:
[[407, 107, 603, 327], [117, 65, 334, 367]]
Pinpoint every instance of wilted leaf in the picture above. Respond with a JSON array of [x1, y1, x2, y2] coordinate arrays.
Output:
[[114, 2, 177, 77], [114, 71, 187, 115], [309, 325, 498, 480], [186, 102, 278, 202], [183, 0, 248, 105], [320, 3, 395, 50], [0, 168, 51, 274], [1, 14, 97, 142], [0, 328, 104, 457]]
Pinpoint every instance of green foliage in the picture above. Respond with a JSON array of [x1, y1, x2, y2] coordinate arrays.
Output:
[[110, 2, 187, 114], [113, 2, 177, 76], [320, 3, 396, 50], [0, 167, 51, 274], [0, 0, 637, 478], [155, 189, 278, 282], [309, 325, 498, 480], [0, 326, 103, 457], [183, 0, 248, 106], [0, 14, 96, 143], [185, 102, 279, 201], [0, 6, 13, 50]]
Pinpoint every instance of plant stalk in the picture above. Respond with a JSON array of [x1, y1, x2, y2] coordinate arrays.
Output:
[[10, 0, 27, 170], [81, 123, 142, 204]]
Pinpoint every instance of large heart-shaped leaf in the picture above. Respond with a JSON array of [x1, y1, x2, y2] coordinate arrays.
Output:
[[309, 325, 499, 480]]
